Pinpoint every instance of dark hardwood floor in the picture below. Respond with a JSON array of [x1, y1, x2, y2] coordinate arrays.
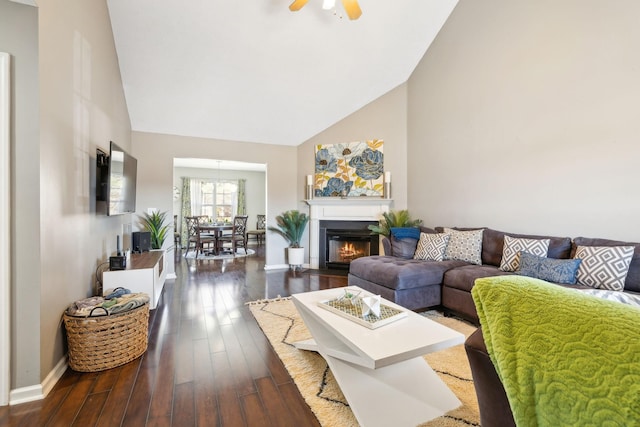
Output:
[[0, 245, 348, 426]]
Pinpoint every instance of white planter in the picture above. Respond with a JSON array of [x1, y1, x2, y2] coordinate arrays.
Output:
[[287, 247, 305, 268]]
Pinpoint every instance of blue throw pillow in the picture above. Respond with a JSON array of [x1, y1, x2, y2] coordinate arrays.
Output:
[[388, 227, 421, 259], [390, 227, 421, 240], [517, 252, 582, 285]]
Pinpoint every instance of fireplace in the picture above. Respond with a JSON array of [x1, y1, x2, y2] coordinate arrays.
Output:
[[304, 198, 392, 270], [319, 220, 379, 270]]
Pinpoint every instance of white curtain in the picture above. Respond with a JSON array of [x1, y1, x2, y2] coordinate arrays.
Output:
[[188, 178, 240, 221], [190, 179, 203, 215], [231, 182, 238, 219]]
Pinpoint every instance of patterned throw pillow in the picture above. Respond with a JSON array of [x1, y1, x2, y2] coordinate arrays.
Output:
[[500, 235, 550, 272], [577, 288, 640, 308], [414, 233, 450, 261], [443, 228, 483, 265], [517, 252, 582, 284], [574, 245, 635, 291]]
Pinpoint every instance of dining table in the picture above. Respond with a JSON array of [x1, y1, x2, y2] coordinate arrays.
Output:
[[198, 223, 233, 255]]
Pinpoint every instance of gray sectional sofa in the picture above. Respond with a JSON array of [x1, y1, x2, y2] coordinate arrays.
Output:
[[348, 226, 640, 322]]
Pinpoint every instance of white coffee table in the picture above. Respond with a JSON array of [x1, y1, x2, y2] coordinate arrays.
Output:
[[292, 286, 464, 427]]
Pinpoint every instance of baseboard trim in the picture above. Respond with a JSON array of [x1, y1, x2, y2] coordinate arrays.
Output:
[[9, 385, 42, 405], [42, 356, 67, 398], [264, 263, 310, 271], [9, 355, 67, 405], [166, 273, 177, 280], [264, 264, 289, 271]]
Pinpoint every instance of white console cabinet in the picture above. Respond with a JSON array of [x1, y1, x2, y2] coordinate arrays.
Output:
[[103, 250, 167, 309]]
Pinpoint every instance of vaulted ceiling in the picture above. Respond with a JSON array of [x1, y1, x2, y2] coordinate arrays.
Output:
[[107, 0, 458, 146]]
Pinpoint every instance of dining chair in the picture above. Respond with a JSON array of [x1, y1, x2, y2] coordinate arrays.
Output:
[[217, 215, 249, 256], [184, 216, 215, 258], [196, 215, 215, 238], [247, 214, 266, 246]]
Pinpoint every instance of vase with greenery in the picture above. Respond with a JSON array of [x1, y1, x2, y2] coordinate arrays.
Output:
[[367, 209, 422, 237], [268, 210, 309, 248], [268, 210, 309, 267], [139, 210, 171, 249]]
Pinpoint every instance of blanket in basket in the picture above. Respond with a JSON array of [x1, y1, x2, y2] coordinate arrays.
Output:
[[66, 292, 149, 317], [472, 276, 640, 426]]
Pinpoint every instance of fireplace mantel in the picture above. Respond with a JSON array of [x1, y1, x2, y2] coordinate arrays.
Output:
[[305, 198, 393, 269]]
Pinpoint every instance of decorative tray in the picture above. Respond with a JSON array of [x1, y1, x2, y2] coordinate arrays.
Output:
[[318, 297, 407, 329]]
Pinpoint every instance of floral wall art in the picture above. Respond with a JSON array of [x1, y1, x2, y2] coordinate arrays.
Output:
[[314, 140, 384, 197]]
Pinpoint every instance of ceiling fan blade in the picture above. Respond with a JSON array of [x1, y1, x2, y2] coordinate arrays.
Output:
[[289, 0, 309, 12], [341, 0, 362, 20]]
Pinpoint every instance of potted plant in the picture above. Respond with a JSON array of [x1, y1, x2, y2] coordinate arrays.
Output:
[[268, 210, 309, 268], [367, 209, 422, 237], [139, 210, 171, 249]]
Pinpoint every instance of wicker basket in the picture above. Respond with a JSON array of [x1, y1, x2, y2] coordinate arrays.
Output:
[[63, 303, 149, 372]]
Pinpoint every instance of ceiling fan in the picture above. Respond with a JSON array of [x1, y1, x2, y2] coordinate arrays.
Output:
[[289, 0, 362, 20]]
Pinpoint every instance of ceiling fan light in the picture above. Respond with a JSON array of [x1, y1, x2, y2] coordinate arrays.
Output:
[[341, 0, 362, 20], [322, 0, 336, 10], [289, 0, 309, 12]]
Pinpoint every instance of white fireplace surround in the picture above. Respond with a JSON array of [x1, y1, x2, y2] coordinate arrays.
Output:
[[305, 198, 393, 269]]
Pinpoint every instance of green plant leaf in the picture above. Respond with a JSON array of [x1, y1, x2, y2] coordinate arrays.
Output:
[[267, 210, 309, 248], [139, 210, 171, 249], [368, 209, 422, 237]]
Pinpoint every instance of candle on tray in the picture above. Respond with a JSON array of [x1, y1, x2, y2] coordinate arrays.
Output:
[[306, 174, 313, 185], [385, 171, 391, 183]]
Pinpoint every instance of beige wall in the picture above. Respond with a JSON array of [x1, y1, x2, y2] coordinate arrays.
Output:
[[298, 84, 408, 211], [408, 0, 640, 241], [133, 132, 297, 268], [1, 0, 40, 390], [35, 0, 131, 390]]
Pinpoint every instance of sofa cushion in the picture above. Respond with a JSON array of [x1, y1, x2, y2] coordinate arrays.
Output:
[[499, 236, 550, 272], [442, 265, 513, 293], [349, 256, 468, 291], [481, 228, 572, 267], [572, 237, 640, 293], [414, 232, 450, 261], [443, 228, 484, 265], [574, 245, 634, 291], [389, 236, 419, 259], [517, 252, 582, 285]]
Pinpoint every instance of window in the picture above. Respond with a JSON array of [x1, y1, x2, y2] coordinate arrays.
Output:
[[192, 179, 238, 223], [216, 181, 236, 222]]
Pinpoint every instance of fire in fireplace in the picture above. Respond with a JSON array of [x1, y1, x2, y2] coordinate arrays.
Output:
[[328, 233, 371, 265], [319, 220, 379, 270], [337, 242, 360, 260]]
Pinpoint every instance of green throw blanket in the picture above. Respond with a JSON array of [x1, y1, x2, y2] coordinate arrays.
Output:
[[472, 276, 640, 426]]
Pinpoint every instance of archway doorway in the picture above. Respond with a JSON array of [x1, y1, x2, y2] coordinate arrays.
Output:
[[172, 158, 267, 258]]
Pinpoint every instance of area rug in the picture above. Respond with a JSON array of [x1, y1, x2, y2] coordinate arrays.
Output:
[[248, 297, 480, 427], [184, 248, 255, 260]]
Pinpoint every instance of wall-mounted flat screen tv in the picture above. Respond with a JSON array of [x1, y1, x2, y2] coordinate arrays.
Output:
[[107, 141, 137, 216]]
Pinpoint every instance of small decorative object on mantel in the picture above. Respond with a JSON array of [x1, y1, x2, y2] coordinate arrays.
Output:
[[384, 171, 391, 199], [305, 175, 314, 199], [314, 140, 384, 198]]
